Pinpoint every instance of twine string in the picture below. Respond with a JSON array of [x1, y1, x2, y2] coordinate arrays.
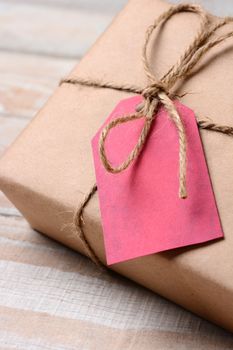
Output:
[[59, 4, 233, 266], [99, 4, 211, 200]]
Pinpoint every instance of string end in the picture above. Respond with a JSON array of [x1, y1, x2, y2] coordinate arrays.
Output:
[[179, 188, 187, 199]]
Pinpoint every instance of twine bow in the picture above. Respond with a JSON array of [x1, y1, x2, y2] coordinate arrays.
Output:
[[98, 4, 233, 199]]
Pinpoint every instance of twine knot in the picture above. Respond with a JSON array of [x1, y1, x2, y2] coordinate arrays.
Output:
[[137, 81, 170, 121], [142, 81, 169, 100]]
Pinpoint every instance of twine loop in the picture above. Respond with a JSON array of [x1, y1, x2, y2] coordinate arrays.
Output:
[[98, 4, 233, 200], [99, 4, 209, 199]]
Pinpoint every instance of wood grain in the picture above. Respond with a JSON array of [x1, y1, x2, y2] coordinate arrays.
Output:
[[0, 2, 114, 58], [0, 52, 76, 119], [5, 0, 128, 14], [0, 213, 233, 350]]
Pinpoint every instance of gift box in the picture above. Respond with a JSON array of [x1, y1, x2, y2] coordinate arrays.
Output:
[[1, 0, 233, 331]]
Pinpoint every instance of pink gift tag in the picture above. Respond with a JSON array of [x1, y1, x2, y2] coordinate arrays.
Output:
[[92, 96, 223, 265]]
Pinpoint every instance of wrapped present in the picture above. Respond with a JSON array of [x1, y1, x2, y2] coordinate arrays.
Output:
[[1, 0, 233, 331]]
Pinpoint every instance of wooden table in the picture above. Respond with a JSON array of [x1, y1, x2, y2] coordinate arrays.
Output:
[[0, 1, 233, 349]]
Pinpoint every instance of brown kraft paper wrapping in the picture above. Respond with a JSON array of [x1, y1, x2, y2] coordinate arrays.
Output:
[[0, 0, 233, 331]]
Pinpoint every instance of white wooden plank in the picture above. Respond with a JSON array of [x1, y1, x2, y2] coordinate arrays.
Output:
[[0, 305, 232, 350], [0, 52, 76, 119], [3, 0, 128, 14], [0, 114, 28, 214], [0, 2, 114, 58], [0, 115, 29, 154], [0, 258, 212, 331], [3, 0, 233, 16], [170, 0, 233, 16], [2, 0, 233, 17], [0, 205, 20, 217], [0, 114, 29, 214]]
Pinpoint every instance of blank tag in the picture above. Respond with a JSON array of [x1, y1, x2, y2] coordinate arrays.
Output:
[[92, 96, 223, 265]]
